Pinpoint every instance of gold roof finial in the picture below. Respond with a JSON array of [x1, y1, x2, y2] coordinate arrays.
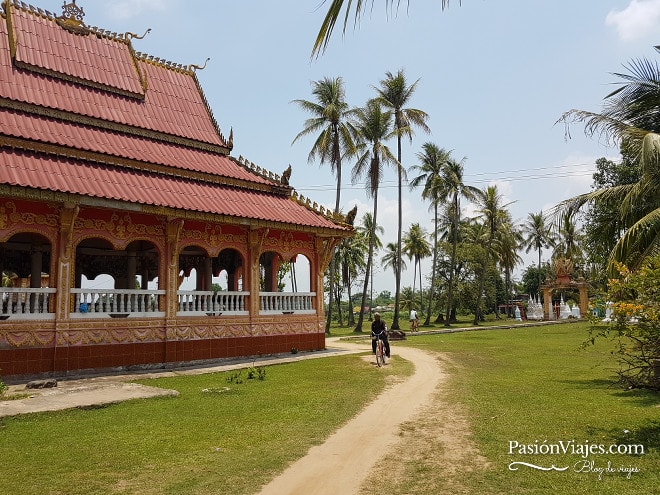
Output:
[[57, 0, 89, 34], [61, 0, 84, 23]]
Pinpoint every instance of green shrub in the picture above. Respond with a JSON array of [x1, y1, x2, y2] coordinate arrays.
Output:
[[586, 255, 660, 390]]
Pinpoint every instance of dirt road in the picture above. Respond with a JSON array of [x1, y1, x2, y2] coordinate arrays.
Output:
[[255, 339, 446, 495]]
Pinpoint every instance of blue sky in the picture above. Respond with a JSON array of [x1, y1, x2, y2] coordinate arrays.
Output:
[[47, 0, 660, 293]]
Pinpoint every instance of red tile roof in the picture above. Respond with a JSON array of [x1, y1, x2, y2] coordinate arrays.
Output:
[[1, 148, 345, 230], [10, 5, 145, 97], [0, 1, 350, 234], [0, 2, 226, 148], [1, 108, 271, 185]]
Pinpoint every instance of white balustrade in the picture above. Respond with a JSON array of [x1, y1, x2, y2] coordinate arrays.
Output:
[[70, 289, 165, 317], [259, 292, 316, 314], [0, 288, 318, 320], [177, 291, 249, 316], [0, 287, 56, 319]]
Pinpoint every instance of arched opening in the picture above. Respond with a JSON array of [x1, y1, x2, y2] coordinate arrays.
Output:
[[177, 246, 247, 315], [74, 238, 161, 316], [213, 248, 244, 291], [0, 232, 53, 317], [259, 251, 314, 314]]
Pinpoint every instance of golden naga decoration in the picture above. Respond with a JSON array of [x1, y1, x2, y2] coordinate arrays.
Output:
[[281, 165, 292, 185], [125, 28, 151, 40], [190, 57, 210, 72], [344, 205, 358, 226]]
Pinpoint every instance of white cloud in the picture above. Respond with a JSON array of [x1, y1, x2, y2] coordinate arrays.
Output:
[[606, 0, 660, 41]]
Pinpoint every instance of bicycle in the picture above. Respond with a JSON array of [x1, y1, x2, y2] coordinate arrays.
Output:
[[373, 332, 387, 367], [410, 318, 419, 332]]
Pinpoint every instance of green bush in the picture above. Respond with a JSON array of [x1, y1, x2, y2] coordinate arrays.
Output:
[[586, 255, 660, 390]]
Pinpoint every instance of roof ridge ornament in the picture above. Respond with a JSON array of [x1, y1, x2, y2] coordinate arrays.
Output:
[[56, 0, 90, 35], [189, 57, 210, 72], [126, 28, 151, 40]]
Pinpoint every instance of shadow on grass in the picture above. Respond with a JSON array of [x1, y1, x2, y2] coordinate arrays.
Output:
[[562, 377, 660, 407], [592, 420, 660, 452]]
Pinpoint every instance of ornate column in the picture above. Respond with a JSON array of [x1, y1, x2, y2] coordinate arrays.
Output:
[[55, 204, 79, 320], [248, 228, 268, 316], [165, 218, 183, 319]]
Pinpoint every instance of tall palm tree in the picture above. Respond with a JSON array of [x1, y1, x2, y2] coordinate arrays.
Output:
[[382, 242, 407, 279], [351, 99, 397, 332], [442, 156, 479, 325], [374, 70, 430, 330], [409, 143, 451, 325], [336, 230, 368, 326], [495, 217, 523, 315], [520, 211, 556, 290], [292, 77, 356, 333], [473, 185, 510, 325], [552, 211, 585, 264], [313, 1, 456, 57], [357, 211, 384, 317], [403, 223, 431, 312]]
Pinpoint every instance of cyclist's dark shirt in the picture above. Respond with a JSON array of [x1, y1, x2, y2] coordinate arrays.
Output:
[[371, 318, 387, 336]]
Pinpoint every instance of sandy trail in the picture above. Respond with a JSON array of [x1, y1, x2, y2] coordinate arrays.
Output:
[[255, 339, 445, 495]]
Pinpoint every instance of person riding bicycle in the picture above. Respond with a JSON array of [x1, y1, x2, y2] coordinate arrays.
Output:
[[371, 312, 390, 358], [409, 308, 419, 331]]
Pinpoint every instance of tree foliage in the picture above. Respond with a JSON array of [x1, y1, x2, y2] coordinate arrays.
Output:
[[585, 255, 660, 390]]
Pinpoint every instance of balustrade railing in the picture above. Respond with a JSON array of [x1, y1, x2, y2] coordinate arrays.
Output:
[[177, 291, 249, 316], [70, 289, 165, 317], [0, 288, 318, 320], [260, 292, 316, 314], [0, 287, 56, 319]]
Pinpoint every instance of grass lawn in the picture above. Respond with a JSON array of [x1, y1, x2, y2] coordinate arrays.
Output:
[[0, 321, 657, 494], [0, 356, 411, 495], [398, 321, 659, 494]]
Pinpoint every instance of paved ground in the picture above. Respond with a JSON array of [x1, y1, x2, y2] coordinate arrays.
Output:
[[0, 340, 363, 418]]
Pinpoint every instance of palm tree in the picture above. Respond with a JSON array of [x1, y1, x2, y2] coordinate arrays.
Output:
[[292, 77, 356, 333], [374, 70, 430, 330], [313, 1, 456, 57], [473, 185, 510, 325], [495, 217, 523, 316], [403, 223, 431, 313], [560, 48, 660, 152], [520, 211, 556, 290], [336, 230, 368, 326], [409, 143, 451, 325], [558, 48, 660, 272], [441, 156, 479, 325], [559, 132, 660, 274], [351, 99, 397, 332], [357, 211, 384, 317], [382, 242, 407, 279], [553, 211, 585, 265]]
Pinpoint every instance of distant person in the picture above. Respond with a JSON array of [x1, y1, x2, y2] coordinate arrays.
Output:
[[371, 312, 390, 358], [409, 308, 419, 331]]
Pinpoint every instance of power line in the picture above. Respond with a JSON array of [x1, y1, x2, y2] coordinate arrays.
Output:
[[295, 166, 596, 193]]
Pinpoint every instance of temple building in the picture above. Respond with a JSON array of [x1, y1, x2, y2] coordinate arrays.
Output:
[[0, 1, 352, 379]]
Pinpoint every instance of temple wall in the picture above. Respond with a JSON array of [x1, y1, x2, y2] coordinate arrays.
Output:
[[0, 197, 332, 380]]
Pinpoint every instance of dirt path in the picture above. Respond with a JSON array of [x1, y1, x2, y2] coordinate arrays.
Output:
[[255, 339, 447, 495]]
